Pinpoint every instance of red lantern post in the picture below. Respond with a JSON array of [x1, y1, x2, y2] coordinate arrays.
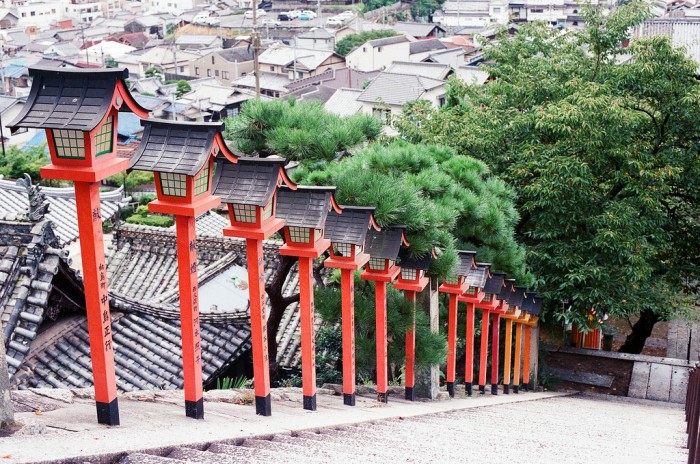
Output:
[[212, 156, 296, 416], [458, 264, 490, 396], [439, 251, 476, 397], [9, 67, 148, 425], [324, 206, 380, 406], [394, 248, 433, 400], [476, 275, 510, 394], [361, 226, 408, 403], [129, 119, 234, 419], [276, 186, 340, 410]]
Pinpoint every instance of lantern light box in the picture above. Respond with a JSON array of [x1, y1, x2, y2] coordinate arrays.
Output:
[[440, 251, 476, 294]]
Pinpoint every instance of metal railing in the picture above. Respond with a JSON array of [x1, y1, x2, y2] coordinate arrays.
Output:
[[686, 362, 700, 463]]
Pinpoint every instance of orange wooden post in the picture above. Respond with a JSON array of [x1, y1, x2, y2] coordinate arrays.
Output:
[[75, 182, 119, 424], [464, 302, 475, 395], [446, 293, 459, 397], [394, 248, 431, 401], [277, 186, 339, 410], [503, 317, 513, 394], [375, 280, 388, 401], [478, 309, 490, 394], [522, 324, 531, 391], [341, 269, 356, 405], [490, 312, 501, 395], [10, 67, 149, 425], [324, 206, 378, 406], [513, 321, 523, 394], [214, 157, 295, 416]]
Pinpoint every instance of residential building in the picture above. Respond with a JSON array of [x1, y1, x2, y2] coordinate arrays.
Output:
[[408, 38, 448, 62], [0, 95, 34, 146], [64, 0, 104, 24], [345, 35, 411, 72], [258, 44, 346, 79], [0, 9, 18, 29], [174, 34, 222, 50], [432, 0, 508, 31], [143, 0, 209, 14], [190, 46, 255, 85], [394, 22, 446, 39], [294, 27, 335, 51], [134, 45, 200, 77], [13, 0, 63, 29], [386, 61, 453, 80], [632, 16, 700, 68], [285, 66, 378, 102]]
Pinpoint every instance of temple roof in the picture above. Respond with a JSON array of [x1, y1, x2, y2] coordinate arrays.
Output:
[[364, 225, 406, 260], [324, 206, 376, 246], [9, 67, 145, 131], [466, 263, 489, 288], [212, 157, 287, 207], [455, 250, 477, 277], [276, 186, 336, 229], [397, 246, 432, 271], [508, 286, 527, 307], [130, 119, 226, 176], [483, 271, 505, 295], [497, 278, 515, 301]]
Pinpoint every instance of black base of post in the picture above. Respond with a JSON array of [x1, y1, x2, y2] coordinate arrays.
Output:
[[465, 382, 472, 396], [255, 394, 271, 416], [514, 385, 519, 394], [523, 382, 529, 392], [185, 398, 204, 420], [491, 384, 498, 395], [303, 394, 317, 411], [446, 382, 455, 398], [479, 385, 485, 395], [504, 384, 510, 394], [377, 392, 388, 403], [343, 393, 356, 406], [96, 399, 120, 426], [405, 387, 414, 401]]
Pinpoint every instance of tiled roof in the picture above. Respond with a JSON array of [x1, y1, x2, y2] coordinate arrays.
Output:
[[465, 263, 489, 288], [297, 28, 334, 39], [0, 178, 124, 244], [364, 225, 405, 260], [367, 35, 408, 47], [324, 88, 363, 116], [217, 46, 255, 63], [324, 206, 375, 246], [409, 38, 448, 55], [212, 157, 286, 207], [455, 251, 476, 276], [394, 22, 445, 38], [9, 67, 134, 131], [498, 278, 515, 301], [397, 246, 431, 271], [276, 186, 335, 229], [386, 61, 451, 80], [483, 271, 505, 295], [508, 286, 527, 307], [522, 292, 541, 316], [129, 119, 221, 176], [357, 72, 444, 106]]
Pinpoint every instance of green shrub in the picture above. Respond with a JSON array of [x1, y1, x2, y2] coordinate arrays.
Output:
[[126, 214, 174, 227]]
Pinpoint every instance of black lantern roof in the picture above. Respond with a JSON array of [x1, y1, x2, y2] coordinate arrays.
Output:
[[397, 247, 432, 271], [483, 271, 505, 295], [466, 263, 490, 288], [130, 119, 234, 176], [276, 185, 338, 229], [9, 67, 146, 132], [497, 278, 515, 301], [456, 251, 477, 276], [522, 292, 540, 315], [364, 225, 407, 260], [531, 296, 543, 316], [212, 157, 289, 206], [508, 285, 527, 307], [324, 206, 377, 246]]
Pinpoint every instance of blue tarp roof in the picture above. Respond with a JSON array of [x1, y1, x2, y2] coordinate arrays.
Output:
[[117, 112, 144, 138]]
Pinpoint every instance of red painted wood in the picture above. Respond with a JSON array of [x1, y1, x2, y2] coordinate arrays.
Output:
[[341, 268, 355, 398], [464, 302, 475, 385], [478, 309, 489, 387], [175, 215, 203, 416], [404, 290, 417, 391], [446, 294, 458, 385], [298, 257, 317, 400], [375, 280, 388, 398], [245, 238, 271, 409], [74, 181, 118, 423], [523, 325, 531, 387], [491, 313, 501, 386]]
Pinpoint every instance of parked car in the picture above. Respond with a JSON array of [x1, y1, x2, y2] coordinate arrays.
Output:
[[326, 16, 345, 27], [278, 12, 292, 20], [192, 13, 210, 25], [262, 18, 281, 26], [337, 10, 354, 19], [244, 9, 267, 18], [299, 10, 316, 20], [257, 0, 272, 10], [287, 9, 302, 18]]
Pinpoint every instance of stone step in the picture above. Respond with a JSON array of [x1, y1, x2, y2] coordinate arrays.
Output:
[[120, 452, 186, 464], [208, 442, 303, 463], [167, 447, 241, 464]]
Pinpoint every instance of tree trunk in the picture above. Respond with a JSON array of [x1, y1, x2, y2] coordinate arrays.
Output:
[[265, 255, 298, 374], [619, 308, 659, 354]]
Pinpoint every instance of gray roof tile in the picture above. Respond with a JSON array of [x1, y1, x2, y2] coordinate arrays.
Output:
[[324, 206, 375, 246], [364, 225, 405, 260], [455, 250, 476, 276], [397, 246, 431, 271], [276, 186, 335, 229], [498, 278, 515, 301], [483, 271, 505, 295], [508, 286, 527, 307], [409, 38, 447, 55], [212, 157, 286, 207], [465, 263, 489, 288], [357, 72, 444, 106]]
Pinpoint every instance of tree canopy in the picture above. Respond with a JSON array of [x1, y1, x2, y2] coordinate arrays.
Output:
[[334, 30, 399, 57], [396, 0, 700, 350]]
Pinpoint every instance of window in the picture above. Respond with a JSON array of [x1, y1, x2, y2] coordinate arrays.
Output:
[[179, 66, 184, 72], [372, 107, 392, 126], [438, 95, 446, 107], [368, 257, 385, 271], [465, 286, 477, 295], [270, 66, 275, 72], [483, 294, 492, 302], [401, 268, 417, 281], [52, 129, 86, 159], [493, 7, 500, 12], [362, 47, 366, 52], [30, 11, 35, 16], [531, 8, 543, 12], [377, 47, 382, 52], [445, 276, 459, 285], [211, 56, 215, 64], [262, 199, 273, 220], [215, 70, 219, 77], [51, 8, 55, 13], [159, 172, 187, 197], [288, 226, 310, 243], [21, 12, 25, 17], [207, 69, 211, 77], [222, 71, 229, 79], [193, 164, 209, 196], [195, 67, 200, 75], [94, 116, 114, 156], [241, 72, 247, 76], [332, 242, 353, 257], [233, 204, 257, 223]]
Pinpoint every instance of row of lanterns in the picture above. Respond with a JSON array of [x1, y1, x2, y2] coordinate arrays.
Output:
[[10, 67, 540, 425]]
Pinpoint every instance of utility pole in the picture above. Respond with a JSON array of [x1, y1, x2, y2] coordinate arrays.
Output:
[[80, 25, 90, 67], [253, 5, 260, 97]]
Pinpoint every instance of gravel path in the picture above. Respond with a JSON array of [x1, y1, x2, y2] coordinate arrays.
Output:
[[122, 394, 688, 464]]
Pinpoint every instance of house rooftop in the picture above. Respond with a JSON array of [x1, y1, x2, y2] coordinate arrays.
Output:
[[324, 88, 363, 116], [367, 34, 408, 47], [409, 38, 448, 55], [357, 72, 444, 106], [394, 22, 445, 38], [216, 46, 255, 63], [386, 61, 452, 80]]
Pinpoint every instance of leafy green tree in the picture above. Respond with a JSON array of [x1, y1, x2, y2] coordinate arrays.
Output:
[[176, 80, 191, 98], [410, 0, 438, 20], [145, 66, 163, 80], [0, 145, 49, 181], [334, 30, 399, 57], [106, 170, 155, 196], [104, 57, 118, 68], [396, 0, 700, 352], [360, 0, 395, 14]]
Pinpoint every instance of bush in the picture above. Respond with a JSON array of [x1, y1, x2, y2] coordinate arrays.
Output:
[[126, 215, 174, 227]]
